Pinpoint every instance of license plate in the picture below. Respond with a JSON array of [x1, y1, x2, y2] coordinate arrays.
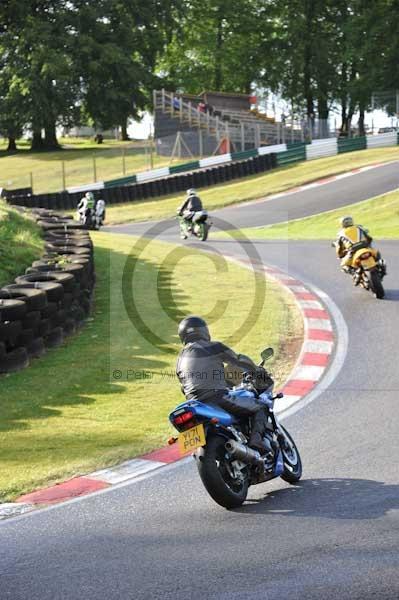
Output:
[[361, 257, 376, 268], [178, 423, 206, 455]]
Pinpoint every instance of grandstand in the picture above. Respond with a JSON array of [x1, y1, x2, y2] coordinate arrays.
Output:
[[153, 89, 304, 157]]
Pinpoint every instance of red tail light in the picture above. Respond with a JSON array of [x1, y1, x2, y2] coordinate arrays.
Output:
[[173, 410, 194, 425]]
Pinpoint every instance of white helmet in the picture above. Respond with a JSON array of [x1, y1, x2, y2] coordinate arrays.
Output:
[[186, 188, 197, 196], [340, 216, 353, 228]]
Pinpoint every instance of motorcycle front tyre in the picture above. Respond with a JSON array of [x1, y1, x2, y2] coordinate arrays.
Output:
[[278, 425, 302, 484]]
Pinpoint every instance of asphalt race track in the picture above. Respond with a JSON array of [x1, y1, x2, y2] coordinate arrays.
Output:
[[1, 164, 399, 600]]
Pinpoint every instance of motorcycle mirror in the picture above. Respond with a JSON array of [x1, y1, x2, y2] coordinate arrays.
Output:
[[260, 347, 274, 361]]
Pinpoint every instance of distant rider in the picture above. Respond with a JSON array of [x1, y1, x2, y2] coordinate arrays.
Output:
[[335, 215, 386, 283], [176, 316, 274, 454], [77, 191, 95, 224], [177, 189, 204, 239], [95, 198, 106, 226]]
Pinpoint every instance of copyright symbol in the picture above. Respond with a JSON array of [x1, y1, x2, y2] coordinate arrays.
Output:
[[121, 216, 265, 353], [113, 370, 122, 379]]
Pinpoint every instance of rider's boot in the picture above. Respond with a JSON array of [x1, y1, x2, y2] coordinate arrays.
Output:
[[249, 432, 273, 456]]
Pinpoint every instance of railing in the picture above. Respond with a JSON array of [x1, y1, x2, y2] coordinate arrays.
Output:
[[154, 89, 305, 148]]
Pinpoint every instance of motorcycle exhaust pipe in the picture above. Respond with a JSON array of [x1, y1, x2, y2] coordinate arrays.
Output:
[[225, 439, 264, 467]]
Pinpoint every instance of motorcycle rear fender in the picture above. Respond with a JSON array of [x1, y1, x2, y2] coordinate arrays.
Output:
[[169, 399, 236, 427], [352, 247, 377, 268]]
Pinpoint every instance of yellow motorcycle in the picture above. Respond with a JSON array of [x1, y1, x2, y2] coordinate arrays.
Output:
[[333, 243, 386, 299]]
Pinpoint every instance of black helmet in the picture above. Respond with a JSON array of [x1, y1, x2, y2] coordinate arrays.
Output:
[[178, 316, 210, 344]]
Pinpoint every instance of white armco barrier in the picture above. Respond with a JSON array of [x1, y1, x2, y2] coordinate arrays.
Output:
[[258, 143, 287, 155], [136, 167, 170, 183], [366, 132, 397, 148], [306, 138, 338, 160], [199, 153, 232, 168], [67, 181, 105, 193]]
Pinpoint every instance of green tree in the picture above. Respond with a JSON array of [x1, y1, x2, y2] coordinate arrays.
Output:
[[158, 0, 269, 94]]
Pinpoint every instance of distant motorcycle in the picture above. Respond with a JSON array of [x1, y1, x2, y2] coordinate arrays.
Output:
[[332, 242, 386, 299], [177, 210, 211, 241], [168, 347, 302, 509], [77, 208, 96, 230]]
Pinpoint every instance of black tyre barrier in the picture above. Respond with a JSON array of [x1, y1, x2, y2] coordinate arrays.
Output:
[[27, 337, 46, 358], [40, 301, 58, 318], [37, 318, 51, 337], [22, 311, 42, 330], [0, 321, 22, 343], [0, 208, 96, 375], [15, 328, 35, 348], [11, 275, 64, 302], [44, 326, 64, 348], [44, 238, 92, 248], [50, 309, 67, 328], [0, 299, 27, 321], [63, 318, 77, 337], [0, 287, 48, 311], [16, 272, 74, 294], [0, 347, 29, 374]]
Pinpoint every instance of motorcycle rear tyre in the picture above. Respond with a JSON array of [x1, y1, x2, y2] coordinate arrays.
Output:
[[368, 269, 384, 299], [196, 435, 248, 509], [198, 222, 208, 241]]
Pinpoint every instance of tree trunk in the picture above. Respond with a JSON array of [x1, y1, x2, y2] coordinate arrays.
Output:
[[358, 105, 365, 136], [317, 96, 329, 137], [121, 120, 129, 141], [44, 123, 60, 149], [7, 137, 17, 152], [214, 6, 223, 90], [31, 129, 44, 151], [303, 1, 315, 127]]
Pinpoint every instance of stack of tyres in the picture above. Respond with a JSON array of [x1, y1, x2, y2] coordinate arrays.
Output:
[[0, 209, 95, 375], [0, 298, 30, 373]]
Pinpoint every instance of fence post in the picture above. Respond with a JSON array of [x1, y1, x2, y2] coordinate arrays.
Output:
[[150, 137, 154, 169], [178, 131, 182, 158], [162, 88, 165, 111], [198, 129, 203, 158], [122, 148, 126, 175], [225, 122, 229, 152], [179, 97, 183, 122], [30, 171, 34, 192], [93, 156, 97, 182], [189, 102, 192, 127], [61, 161, 66, 190], [291, 116, 294, 143], [257, 124, 261, 148], [241, 122, 245, 151]]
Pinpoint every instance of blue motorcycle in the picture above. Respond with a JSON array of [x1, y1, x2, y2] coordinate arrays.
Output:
[[169, 348, 302, 509]]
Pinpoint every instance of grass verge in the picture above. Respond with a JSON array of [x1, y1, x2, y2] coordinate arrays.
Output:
[[0, 202, 43, 287], [0, 138, 186, 194], [103, 146, 399, 225], [0, 232, 302, 501], [218, 188, 399, 240]]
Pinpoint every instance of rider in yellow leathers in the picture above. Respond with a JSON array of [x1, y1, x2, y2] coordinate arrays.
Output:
[[335, 216, 386, 284]]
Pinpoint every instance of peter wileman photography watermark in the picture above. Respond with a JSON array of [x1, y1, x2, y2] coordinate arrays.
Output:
[[109, 216, 291, 382]]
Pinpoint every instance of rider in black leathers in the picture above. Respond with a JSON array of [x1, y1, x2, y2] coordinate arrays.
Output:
[[177, 189, 204, 238], [176, 316, 273, 454]]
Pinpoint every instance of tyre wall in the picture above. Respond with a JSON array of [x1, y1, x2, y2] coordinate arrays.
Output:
[[0, 210, 95, 374]]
